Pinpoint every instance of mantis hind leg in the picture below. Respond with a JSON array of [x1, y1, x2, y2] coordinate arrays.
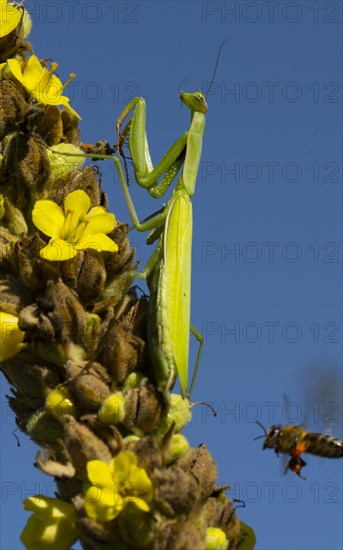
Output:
[[187, 325, 204, 399]]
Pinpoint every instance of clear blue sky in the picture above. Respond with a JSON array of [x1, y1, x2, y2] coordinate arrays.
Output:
[[1, 1, 342, 549]]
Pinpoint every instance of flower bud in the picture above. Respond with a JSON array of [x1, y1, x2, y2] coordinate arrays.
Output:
[[45, 386, 76, 419], [98, 392, 125, 425], [167, 434, 190, 462], [205, 528, 228, 550]]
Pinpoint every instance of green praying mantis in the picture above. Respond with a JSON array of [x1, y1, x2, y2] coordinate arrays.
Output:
[[51, 40, 230, 399]]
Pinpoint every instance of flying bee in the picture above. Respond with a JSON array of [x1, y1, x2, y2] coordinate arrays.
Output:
[[255, 421, 343, 479]]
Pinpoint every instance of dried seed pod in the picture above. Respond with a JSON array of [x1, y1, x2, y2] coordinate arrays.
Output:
[[98, 295, 147, 382], [30, 105, 63, 146], [1, 358, 60, 410], [63, 361, 111, 411], [0, 197, 28, 235], [0, 80, 27, 139], [15, 234, 60, 291], [103, 222, 135, 279], [154, 520, 204, 550], [62, 416, 112, 479], [61, 109, 81, 145], [123, 379, 163, 435], [122, 436, 162, 472], [0, 226, 18, 269], [26, 410, 64, 447], [178, 444, 218, 501], [117, 503, 155, 548], [82, 414, 122, 456], [74, 496, 117, 549], [152, 465, 199, 517], [0, 275, 33, 315], [52, 165, 103, 207], [42, 280, 88, 346], [62, 249, 107, 305], [1, 133, 51, 203]]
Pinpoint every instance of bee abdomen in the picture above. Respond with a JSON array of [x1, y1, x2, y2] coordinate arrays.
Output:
[[305, 432, 343, 458]]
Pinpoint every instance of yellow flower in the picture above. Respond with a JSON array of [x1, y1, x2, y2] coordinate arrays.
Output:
[[21, 495, 79, 550], [32, 189, 118, 261], [0, 0, 21, 38], [0, 311, 25, 362], [6, 55, 80, 119], [84, 451, 153, 522], [205, 528, 229, 550]]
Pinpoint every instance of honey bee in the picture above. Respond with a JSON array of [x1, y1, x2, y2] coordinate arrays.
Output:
[[255, 421, 343, 479]]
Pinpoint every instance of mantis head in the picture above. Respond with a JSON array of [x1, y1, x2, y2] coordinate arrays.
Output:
[[179, 92, 208, 114]]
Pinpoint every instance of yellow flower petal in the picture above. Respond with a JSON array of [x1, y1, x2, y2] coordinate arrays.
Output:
[[87, 206, 107, 217], [76, 233, 118, 253], [130, 468, 153, 502], [39, 239, 77, 261], [32, 200, 65, 238], [86, 460, 114, 488], [64, 189, 90, 217], [123, 496, 150, 512], [112, 451, 137, 483], [84, 213, 116, 236], [84, 486, 123, 522]]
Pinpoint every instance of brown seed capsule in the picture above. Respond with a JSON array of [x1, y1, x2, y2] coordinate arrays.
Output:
[[178, 444, 218, 501], [123, 379, 163, 435], [62, 249, 106, 305], [15, 234, 60, 291], [52, 165, 103, 207], [98, 293, 148, 382], [0, 197, 28, 236], [62, 416, 112, 479], [32, 105, 63, 146], [26, 410, 64, 447], [0, 226, 18, 269], [42, 280, 88, 346], [152, 465, 199, 517], [74, 496, 117, 549], [122, 436, 163, 472], [0, 274, 33, 316], [0, 80, 27, 139], [117, 503, 155, 548], [61, 109, 81, 145], [103, 222, 135, 279], [1, 133, 51, 204], [63, 361, 111, 411], [1, 357, 60, 410], [153, 519, 204, 550], [82, 414, 122, 456]]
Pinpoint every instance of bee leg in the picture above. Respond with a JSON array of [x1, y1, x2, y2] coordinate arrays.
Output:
[[286, 456, 307, 479]]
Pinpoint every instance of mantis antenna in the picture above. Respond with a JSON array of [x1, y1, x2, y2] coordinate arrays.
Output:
[[205, 37, 232, 96]]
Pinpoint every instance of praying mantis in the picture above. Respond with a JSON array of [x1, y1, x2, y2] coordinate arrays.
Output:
[[51, 40, 229, 399]]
